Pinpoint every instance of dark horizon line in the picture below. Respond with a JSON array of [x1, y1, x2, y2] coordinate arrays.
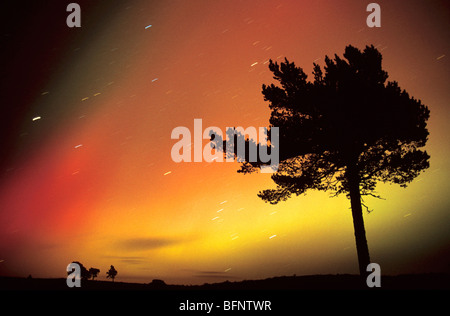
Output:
[[2, 272, 450, 290]]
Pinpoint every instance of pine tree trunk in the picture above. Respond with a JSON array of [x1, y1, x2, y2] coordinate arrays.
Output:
[[348, 169, 371, 279]]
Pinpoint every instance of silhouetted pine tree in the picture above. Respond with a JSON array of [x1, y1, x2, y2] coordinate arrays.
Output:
[[236, 45, 430, 278]]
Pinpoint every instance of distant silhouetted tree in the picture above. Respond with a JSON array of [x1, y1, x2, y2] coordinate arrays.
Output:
[[149, 279, 166, 288], [233, 45, 430, 278], [89, 268, 100, 281], [106, 265, 117, 282]]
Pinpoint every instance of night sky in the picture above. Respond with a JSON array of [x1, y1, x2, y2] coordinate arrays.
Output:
[[0, 0, 449, 284]]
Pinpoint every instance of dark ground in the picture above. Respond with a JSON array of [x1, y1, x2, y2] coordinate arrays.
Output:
[[1, 273, 449, 290], [1, 274, 447, 314]]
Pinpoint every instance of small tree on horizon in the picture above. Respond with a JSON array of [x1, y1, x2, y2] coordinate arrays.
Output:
[[89, 267, 100, 281], [231, 45, 430, 278], [106, 265, 117, 282]]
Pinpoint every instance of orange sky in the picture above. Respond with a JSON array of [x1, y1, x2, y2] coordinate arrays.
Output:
[[0, 0, 449, 284]]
